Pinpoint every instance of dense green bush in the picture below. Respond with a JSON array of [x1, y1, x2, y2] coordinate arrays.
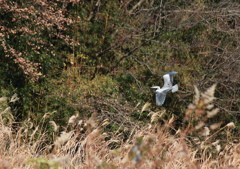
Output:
[[0, 0, 239, 130]]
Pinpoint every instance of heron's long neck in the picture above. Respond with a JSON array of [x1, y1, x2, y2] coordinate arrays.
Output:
[[151, 86, 161, 90]]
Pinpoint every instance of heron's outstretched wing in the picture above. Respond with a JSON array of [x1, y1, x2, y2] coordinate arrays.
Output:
[[163, 74, 172, 88], [156, 89, 171, 105], [163, 71, 178, 88], [169, 71, 177, 84], [156, 92, 166, 105], [172, 84, 178, 93]]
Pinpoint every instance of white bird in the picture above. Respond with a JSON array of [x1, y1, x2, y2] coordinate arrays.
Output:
[[151, 71, 178, 106]]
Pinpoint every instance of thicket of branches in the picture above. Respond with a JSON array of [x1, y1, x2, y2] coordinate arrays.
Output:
[[0, 0, 239, 136]]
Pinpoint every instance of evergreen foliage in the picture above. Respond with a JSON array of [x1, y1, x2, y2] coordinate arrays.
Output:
[[0, 0, 239, 143]]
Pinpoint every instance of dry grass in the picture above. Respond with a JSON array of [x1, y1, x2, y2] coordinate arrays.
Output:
[[0, 85, 239, 169]]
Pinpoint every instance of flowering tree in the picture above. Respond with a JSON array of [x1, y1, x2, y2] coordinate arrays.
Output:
[[0, 0, 77, 82]]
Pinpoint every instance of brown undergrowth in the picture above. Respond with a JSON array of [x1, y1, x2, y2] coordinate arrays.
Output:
[[0, 85, 239, 169]]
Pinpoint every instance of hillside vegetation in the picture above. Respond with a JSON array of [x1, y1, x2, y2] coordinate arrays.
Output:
[[0, 0, 239, 168]]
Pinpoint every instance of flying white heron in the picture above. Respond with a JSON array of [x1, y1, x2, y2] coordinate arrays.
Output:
[[151, 71, 178, 106]]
